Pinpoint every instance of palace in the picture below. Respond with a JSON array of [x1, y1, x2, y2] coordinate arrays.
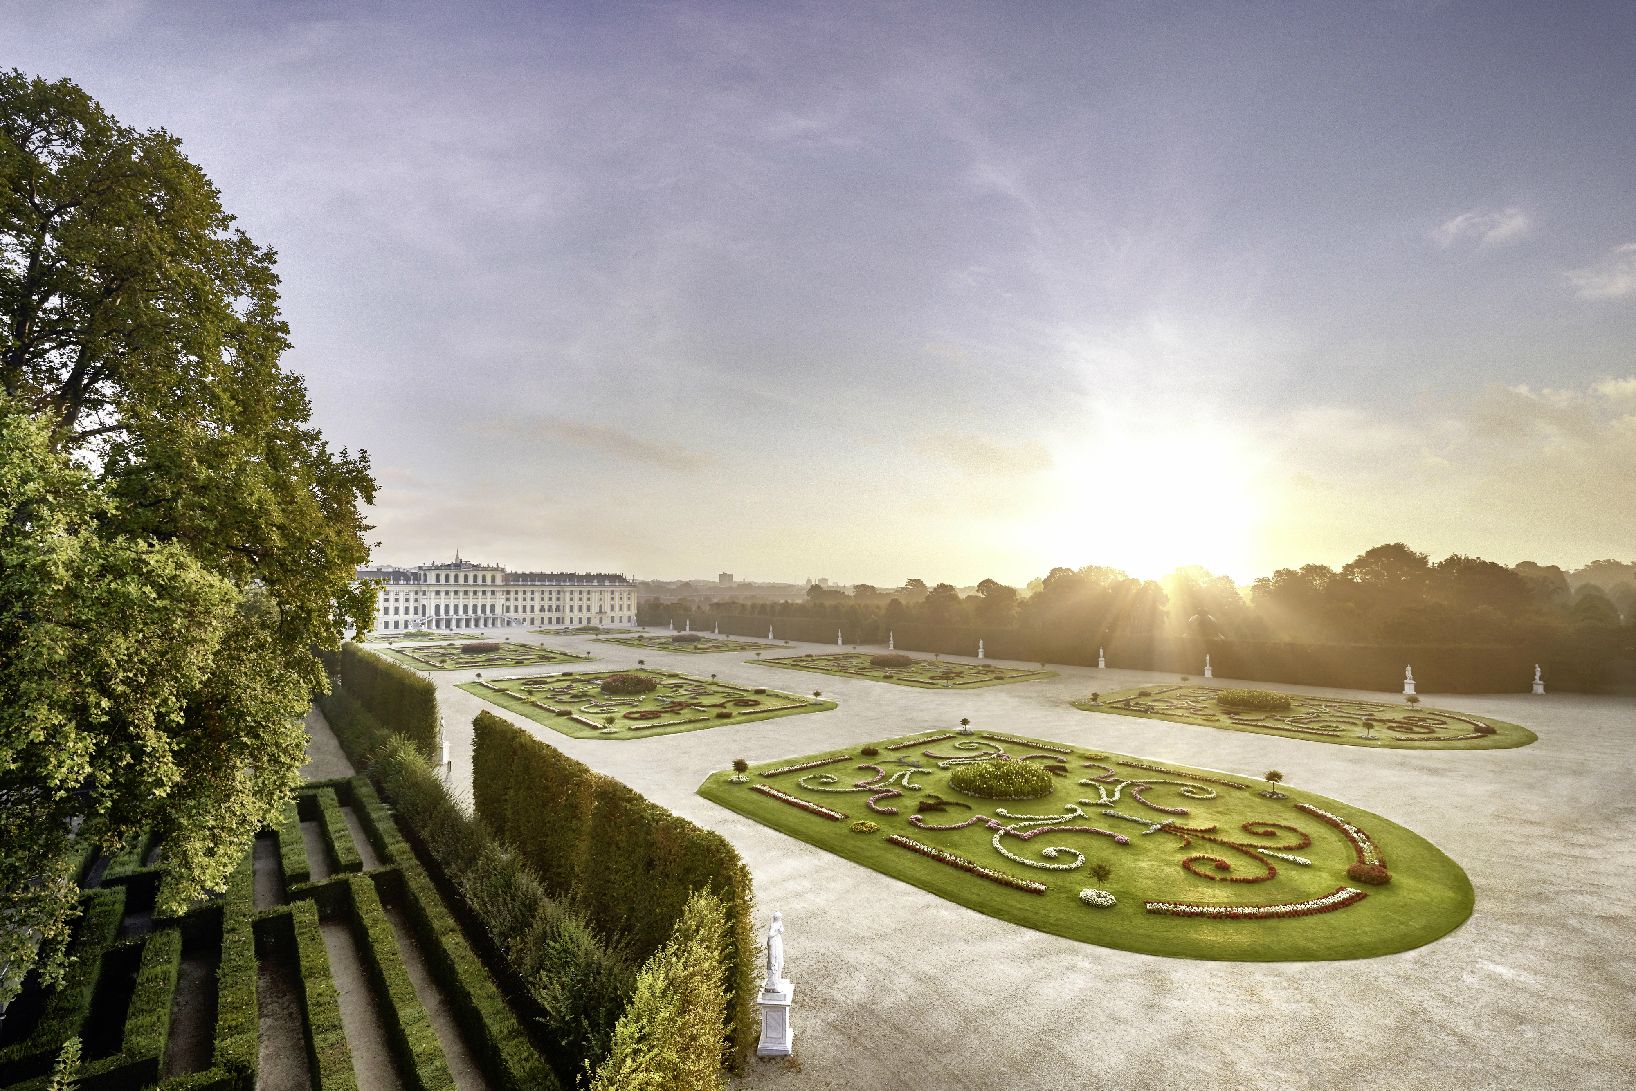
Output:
[[359, 557, 637, 632]]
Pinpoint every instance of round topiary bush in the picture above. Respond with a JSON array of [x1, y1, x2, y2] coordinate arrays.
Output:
[[850, 820, 879, 834], [1215, 689, 1293, 712], [671, 633, 702, 643], [947, 758, 1053, 800], [600, 673, 657, 696], [462, 641, 502, 654], [1347, 862, 1392, 886], [870, 653, 913, 668], [859, 746, 879, 757]]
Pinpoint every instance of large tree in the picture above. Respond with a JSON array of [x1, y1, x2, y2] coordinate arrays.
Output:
[[1, 70, 374, 1001]]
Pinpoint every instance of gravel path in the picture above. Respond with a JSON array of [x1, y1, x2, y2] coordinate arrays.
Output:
[[397, 628, 1636, 1091]]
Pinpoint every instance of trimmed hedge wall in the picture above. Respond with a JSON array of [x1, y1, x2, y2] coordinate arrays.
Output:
[[336, 642, 439, 759], [289, 899, 355, 1091], [344, 874, 454, 1091], [75, 927, 182, 1090], [471, 712, 757, 1068], [315, 789, 362, 875], [679, 613, 1619, 693]]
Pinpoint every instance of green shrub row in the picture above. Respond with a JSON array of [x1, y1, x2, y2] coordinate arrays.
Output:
[[1215, 688, 1294, 712], [587, 891, 730, 1091], [338, 642, 439, 759], [277, 800, 310, 888], [74, 926, 182, 1090], [314, 685, 392, 772], [349, 775, 561, 1091], [373, 737, 633, 1082], [289, 899, 355, 1091], [315, 789, 362, 874], [344, 874, 454, 1091], [101, 832, 156, 882], [0, 886, 126, 1078], [471, 712, 757, 1068]]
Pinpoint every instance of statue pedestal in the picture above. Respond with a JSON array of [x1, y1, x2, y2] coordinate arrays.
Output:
[[1402, 680, 1416, 695], [1531, 680, 1545, 695], [757, 982, 794, 1057]]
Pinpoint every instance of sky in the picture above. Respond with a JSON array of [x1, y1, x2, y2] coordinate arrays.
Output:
[[6, 0, 1634, 584]]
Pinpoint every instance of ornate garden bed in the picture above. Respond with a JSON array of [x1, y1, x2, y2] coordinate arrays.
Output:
[[755, 652, 1054, 688], [462, 669, 834, 739], [699, 730, 1472, 960], [596, 634, 782, 654], [372, 641, 591, 671], [1076, 685, 1535, 749]]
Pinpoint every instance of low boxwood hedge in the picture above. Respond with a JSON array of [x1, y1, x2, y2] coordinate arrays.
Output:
[[290, 899, 355, 1091], [1214, 688, 1294, 712], [947, 758, 1054, 800]]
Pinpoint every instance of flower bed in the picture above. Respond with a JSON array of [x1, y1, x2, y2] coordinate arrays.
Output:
[[885, 834, 1048, 894], [750, 783, 848, 820], [1144, 886, 1367, 919]]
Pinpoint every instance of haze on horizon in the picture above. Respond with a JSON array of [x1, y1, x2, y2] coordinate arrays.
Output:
[[8, 0, 1634, 586]]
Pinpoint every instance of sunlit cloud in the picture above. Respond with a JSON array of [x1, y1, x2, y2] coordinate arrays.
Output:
[[1431, 206, 1531, 249], [515, 417, 715, 472], [1566, 243, 1636, 300]]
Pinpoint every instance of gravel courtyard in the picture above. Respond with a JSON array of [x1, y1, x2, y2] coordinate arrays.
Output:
[[380, 630, 1636, 1091]]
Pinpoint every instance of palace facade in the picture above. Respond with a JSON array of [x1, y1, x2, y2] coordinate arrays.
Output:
[[359, 558, 636, 632]]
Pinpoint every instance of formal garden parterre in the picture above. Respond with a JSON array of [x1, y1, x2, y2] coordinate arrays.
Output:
[[595, 633, 781, 654], [370, 629, 483, 644], [371, 641, 592, 671], [1077, 684, 1536, 749], [461, 668, 835, 740], [531, 626, 639, 636], [700, 730, 1473, 960], [756, 651, 1055, 688]]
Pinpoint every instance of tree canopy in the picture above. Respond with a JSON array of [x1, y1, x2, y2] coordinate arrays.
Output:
[[1, 70, 374, 1002]]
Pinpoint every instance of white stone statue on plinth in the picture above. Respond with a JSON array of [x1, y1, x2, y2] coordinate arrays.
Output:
[[714, 621, 720, 635], [757, 912, 794, 1057], [1532, 664, 1545, 695], [1098, 646, 1106, 669], [888, 630, 895, 650], [1403, 665, 1416, 696], [1203, 654, 1212, 679], [977, 639, 985, 659], [685, 618, 692, 632], [837, 629, 843, 646], [668, 619, 675, 631], [768, 625, 775, 640]]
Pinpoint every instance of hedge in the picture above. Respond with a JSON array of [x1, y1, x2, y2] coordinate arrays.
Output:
[[277, 800, 310, 888], [471, 713, 757, 1068], [0, 886, 126, 1082], [73, 926, 182, 1090], [314, 789, 362, 875], [101, 832, 156, 883], [653, 611, 1624, 693], [344, 874, 454, 1091], [289, 899, 355, 1091], [587, 891, 730, 1091], [373, 737, 632, 1082], [349, 776, 562, 1091], [337, 642, 439, 759]]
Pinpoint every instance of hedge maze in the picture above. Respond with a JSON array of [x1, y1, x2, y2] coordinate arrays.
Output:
[[462, 668, 834, 739], [1078, 685, 1536, 749], [371, 641, 591, 671], [0, 777, 554, 1091], [757, 651, 1055, 688], [699, 730, 1474, 961], [595, 633, 780, 654]]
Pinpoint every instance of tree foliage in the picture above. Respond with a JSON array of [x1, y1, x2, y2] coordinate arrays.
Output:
[[1, 70, 374, 1002]]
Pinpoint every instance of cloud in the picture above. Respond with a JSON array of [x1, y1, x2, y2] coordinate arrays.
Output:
[[1566, 243, 1636, 300], [916, 433, 1052, 477], [1592, 376, 1636, 401], [517, 417, 714, 472], [1431, 207, 1531, 249]]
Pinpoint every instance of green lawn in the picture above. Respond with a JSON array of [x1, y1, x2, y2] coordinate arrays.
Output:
[[596, 634, 781, 654], [1077, 684, 1536, 750], [699, 730, 1473, 960], [372, 641, 591, 671], [462, 668, 835, 739], [755, 651, 1054, 689]]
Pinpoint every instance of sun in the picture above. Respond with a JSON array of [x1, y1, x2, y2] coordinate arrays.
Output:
[[1032, 415, 1266, 581]]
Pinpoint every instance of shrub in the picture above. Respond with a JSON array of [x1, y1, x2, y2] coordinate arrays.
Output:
[[337, 642, 439, 760], [859, 746, 879, 757], [1215, 688, 1293, 712], [1347, 862, 1393, 886], [849, 820, 879, 834], [1406, 694, 1421, 705], [715, 710, 732, 719], [601, 673, 658, 696], [471, 715, 756, 1066], [1264, 770, 1284, 784], [463, 641, 503, 654], [671, 633, 702, 643], [1088, 862, 1113, 884], [731, 758, 749, 773], [587, 892, 729, 1091], [812, 691, 822, 697], [1088, 692, 1101, 703], [752, 688, 766, 695], [870, 653, 912, 668], [947, 758, 1053, 800]]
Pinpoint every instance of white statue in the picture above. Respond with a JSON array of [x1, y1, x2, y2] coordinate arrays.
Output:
[[977, 639, 985, 659], [764, 912, 786, 989], [685, 618, 692, 632], [1403, 664, 1416, 696], [1203, 654, 1212, 679], [768, 625, 775, 640], [714, 621, 720, 635], [1098, 646, 1106, 669], [1532, 664, 1545, 695], [888, 630, 894, 650], [837, 629, 843, 646]]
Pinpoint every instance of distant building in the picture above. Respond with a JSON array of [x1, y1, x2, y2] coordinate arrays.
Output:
[[358, 557, 636, 632], [718, 572, 735, 585]]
